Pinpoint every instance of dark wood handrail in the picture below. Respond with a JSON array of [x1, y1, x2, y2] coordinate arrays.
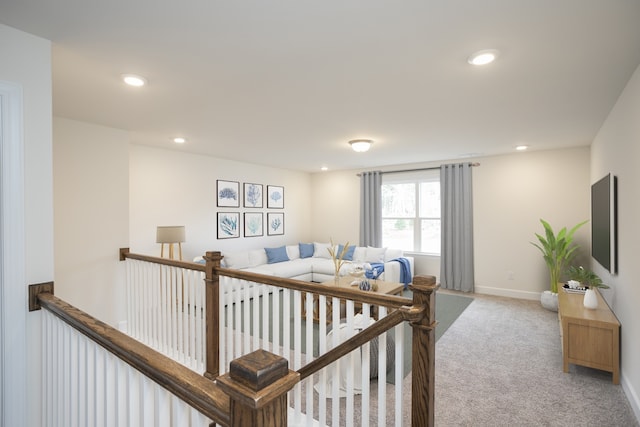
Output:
[[36, 293, 230, 426], [120, 249, 411, 308], [217, 267, 412, 309], [297, 304, 425, 381], [120, 248, 205, 271]]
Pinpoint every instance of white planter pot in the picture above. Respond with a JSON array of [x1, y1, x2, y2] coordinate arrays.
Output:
[[583, 289, 598, 309], [540, 290, 558, 312]]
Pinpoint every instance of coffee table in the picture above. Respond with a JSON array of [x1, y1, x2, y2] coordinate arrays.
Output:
[[302, 275, 404, 323]]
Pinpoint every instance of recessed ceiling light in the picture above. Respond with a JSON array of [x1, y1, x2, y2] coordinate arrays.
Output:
[[467, 49, 499, 66], [173, 137, 186, 144], [321, 166, 328, 171], [349, 139, 373, 153], [516, 145, 528, 151], [122, 74, 147, 87]]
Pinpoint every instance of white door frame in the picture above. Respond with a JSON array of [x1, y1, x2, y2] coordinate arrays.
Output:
[[0, 80, 27, 426]]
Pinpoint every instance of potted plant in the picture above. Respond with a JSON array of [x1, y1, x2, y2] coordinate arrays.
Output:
[[531, 219, 587, 310], [566, 266, 609, 309]]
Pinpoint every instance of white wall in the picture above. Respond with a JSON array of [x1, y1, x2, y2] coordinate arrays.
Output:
[[129, 145, 312, 261], [591, 64, 640, 419], [53, 118, 129, 326], [311, 146, 591, 298], [0, 23, 53, 427]]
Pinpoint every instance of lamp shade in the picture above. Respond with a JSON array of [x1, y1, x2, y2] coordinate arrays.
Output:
[[156, 226, 185, 243]]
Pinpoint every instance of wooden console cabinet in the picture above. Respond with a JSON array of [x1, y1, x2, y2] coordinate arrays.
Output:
[[558, 288, 620, 384]]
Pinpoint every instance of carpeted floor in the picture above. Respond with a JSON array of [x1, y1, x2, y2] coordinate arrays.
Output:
[[401, 291, 639, 426]]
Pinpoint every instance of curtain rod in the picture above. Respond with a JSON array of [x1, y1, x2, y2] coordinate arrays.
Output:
[[356, 162, 480, 176]]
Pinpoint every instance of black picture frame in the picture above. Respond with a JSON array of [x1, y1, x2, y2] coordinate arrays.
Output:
[[244, 212, 263, 237], [217, 180, 240, 207], [243, 183, 263, 208], [267, 185, 284, 209], [217, 212, 240, 239], [267, 212, 284, 235]]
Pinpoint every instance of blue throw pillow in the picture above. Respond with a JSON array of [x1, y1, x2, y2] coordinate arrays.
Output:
[[337, 244, 356, 261], [265, 246, 290, 264], [299, 242, 314, 258]]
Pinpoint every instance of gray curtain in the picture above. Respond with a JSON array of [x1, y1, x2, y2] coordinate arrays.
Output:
[[359, 171, 382, 247], [440, 163, 474, 292]]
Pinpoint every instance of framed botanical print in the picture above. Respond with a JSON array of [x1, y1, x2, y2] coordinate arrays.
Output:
[[267, 185, 284, 209], [267, 212, 284, 235], [244, 212, 263, 237], [243, 183, 263, 208], [217, 180, 240, 207], [217, 212, 240, 239]]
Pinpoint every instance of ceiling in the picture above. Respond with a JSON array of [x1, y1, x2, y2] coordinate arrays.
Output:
[[2, 1, 640, 173]]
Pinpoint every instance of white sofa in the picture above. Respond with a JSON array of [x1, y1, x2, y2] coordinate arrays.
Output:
[[214, 242, 414, 285]]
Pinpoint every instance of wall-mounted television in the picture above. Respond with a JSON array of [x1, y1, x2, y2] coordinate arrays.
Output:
[[591, 173, 617, 274]]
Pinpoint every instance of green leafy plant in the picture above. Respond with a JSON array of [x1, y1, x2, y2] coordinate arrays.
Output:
[[566, 266, 610, 289], [531, 219, 587, 293]]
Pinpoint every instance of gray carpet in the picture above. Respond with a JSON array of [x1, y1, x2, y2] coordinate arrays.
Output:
[[404, 292, 639, 426]]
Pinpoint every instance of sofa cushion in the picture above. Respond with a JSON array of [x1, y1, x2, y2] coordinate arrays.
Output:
[[337, 244, 356, 261], [313, 242, 333, 259], [265, 246, 290, 264], [286, 244, 300, 260], [299, 242, 314, 258], [222, 251, 251, 269], [264, 258, 314, 277], [248, 249, 268, 267], [384, 248, 403, 262], [365, 246, 386, 263]]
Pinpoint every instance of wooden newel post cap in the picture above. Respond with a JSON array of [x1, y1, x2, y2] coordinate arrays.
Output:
[[217, 349, 299, 411], [229, 349, 289, 391]]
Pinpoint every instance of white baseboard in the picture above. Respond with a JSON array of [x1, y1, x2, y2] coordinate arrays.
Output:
[[474, 285, 541, 301], [622, 372, 640, 423]]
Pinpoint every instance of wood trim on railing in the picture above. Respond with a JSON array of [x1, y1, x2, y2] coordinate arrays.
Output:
[[219, 267, 412, 309], [120, 248, 206, 271], [297, 305, 424, 381], [36, 293, 230, 426]]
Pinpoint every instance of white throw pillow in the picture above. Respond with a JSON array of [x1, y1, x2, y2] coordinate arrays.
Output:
[[365, 246, 386, 263], [286, 244, 300, 260], [248, 249, 268, 267], [222, 251, 251, 269], [313, 242, 333, 259]]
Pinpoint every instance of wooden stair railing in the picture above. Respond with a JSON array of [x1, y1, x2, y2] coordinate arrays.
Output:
[[119, 248, 438, 427]]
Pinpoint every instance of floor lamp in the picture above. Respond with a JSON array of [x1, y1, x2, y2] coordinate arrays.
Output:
[[156, 226, 185, 260]]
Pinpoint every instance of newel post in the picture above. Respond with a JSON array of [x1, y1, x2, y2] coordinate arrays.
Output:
[[410, 275, 438, 427], [217, 349, 299, 427], [204, 251, 223, 380]]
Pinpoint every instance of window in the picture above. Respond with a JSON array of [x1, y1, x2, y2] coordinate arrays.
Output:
[[381, 170, 440, 254]]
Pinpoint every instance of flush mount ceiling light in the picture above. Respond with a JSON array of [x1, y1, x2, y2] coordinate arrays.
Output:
[[121, 74, 147, 87], [516, 145, 529, 151], [173, 137, 186, 144], [467, 49, 500, 66], [349, 139, 373, 153]]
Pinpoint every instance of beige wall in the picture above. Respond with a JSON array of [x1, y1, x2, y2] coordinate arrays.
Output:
[[591, 64, 640, 419], [53, 118, 129, 326], [0, 23, 53, 427], [129, 145, 313, 261], [310, 146, 591, 299]]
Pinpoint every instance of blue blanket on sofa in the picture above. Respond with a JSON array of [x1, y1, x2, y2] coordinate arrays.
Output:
[[390, 257, 412, 288], [364, 258, 412, 288]]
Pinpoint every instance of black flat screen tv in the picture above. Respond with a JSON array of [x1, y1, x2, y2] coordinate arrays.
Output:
[[591, 173, 617, 274]]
